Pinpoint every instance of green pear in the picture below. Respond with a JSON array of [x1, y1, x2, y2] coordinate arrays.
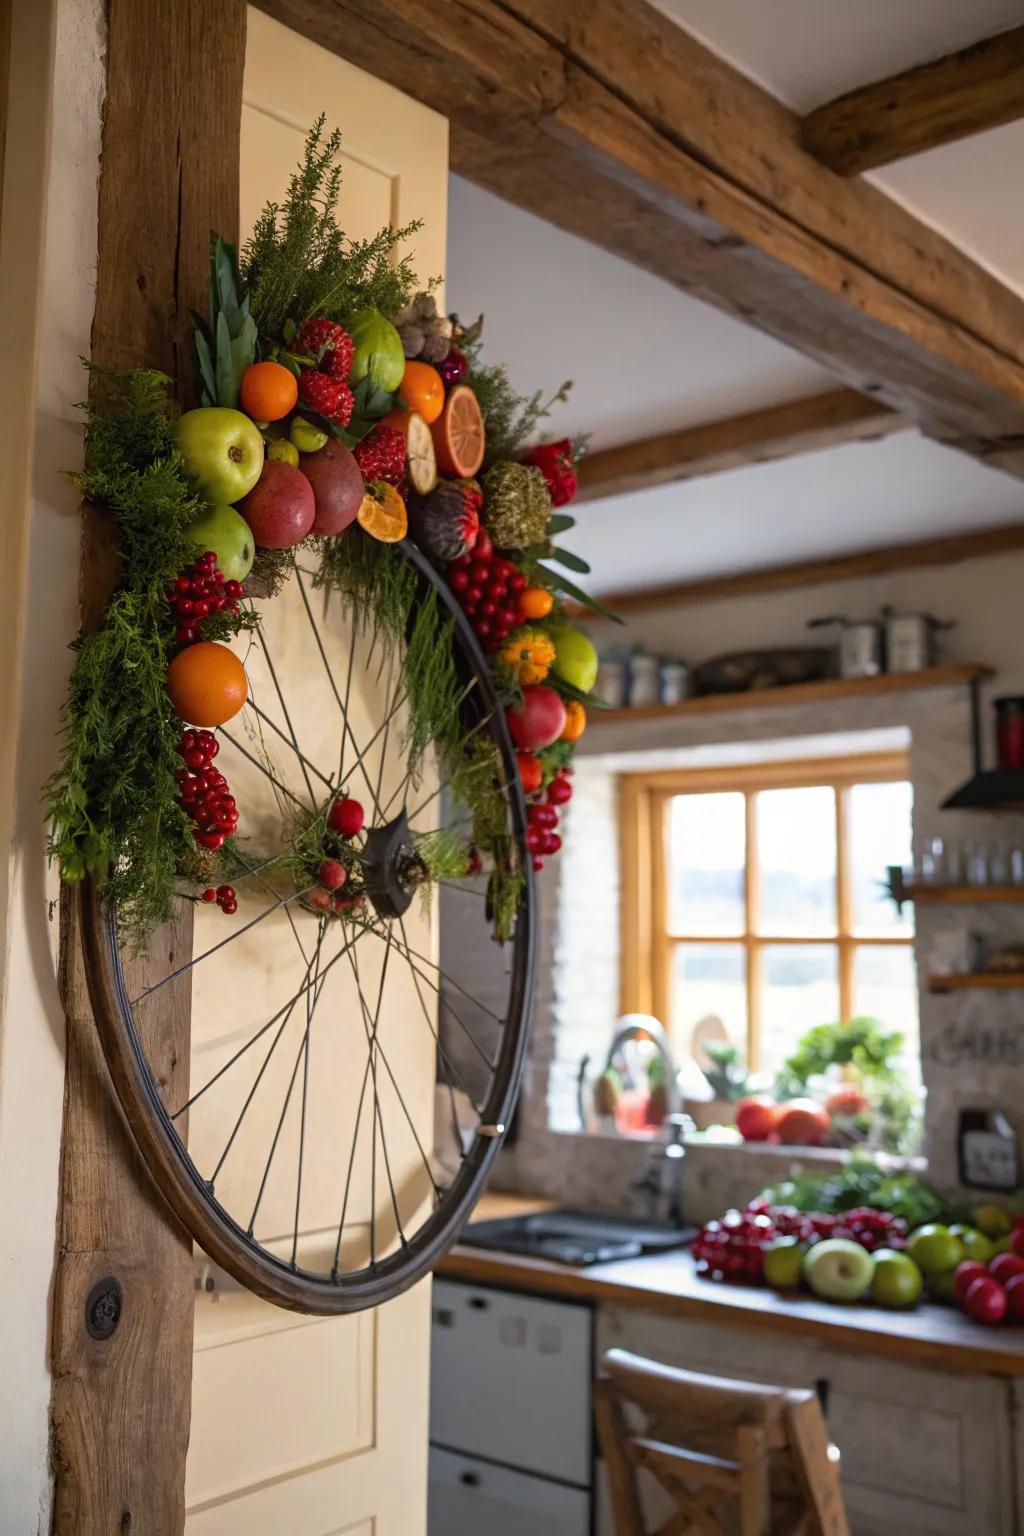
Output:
[[183, 503, 255, 582], [548, 622, 598, 693]]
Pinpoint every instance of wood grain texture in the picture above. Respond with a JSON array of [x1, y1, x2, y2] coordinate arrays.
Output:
[[569, 524, 1024, 618], [802, 25, 1024, 176], [51, 2, 245, 1530], [588, 664, 991, 727], [576, 390, 903, 503], [929, 971, 1024, 993]]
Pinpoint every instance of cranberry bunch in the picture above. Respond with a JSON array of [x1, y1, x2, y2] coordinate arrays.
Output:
[[831, 1206, 907, 1252], [201, 883, 238, 916], [167, 551, 245, 646], [693, 1209, 776, 1284], [175, 729, 239, 853], [525, 768, 572, 872], [448, 532, 527, 651], [759, 1204, 836, 1244]]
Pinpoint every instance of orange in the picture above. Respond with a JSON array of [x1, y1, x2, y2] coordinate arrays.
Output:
[[398, 360, 444, 425], [240, 361, 298, 423], [560, 699, 587, 742], [357, 480, 408, 543], [167, 641, 248, 727], [519, 586, 554, 621], [431, 384, 485, 478], [382, 408, 437, 494]]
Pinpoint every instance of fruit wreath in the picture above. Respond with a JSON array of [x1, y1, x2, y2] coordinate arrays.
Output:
[[47, 119, 615, 949]]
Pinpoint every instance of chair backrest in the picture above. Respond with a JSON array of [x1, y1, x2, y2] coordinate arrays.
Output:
[[594, 1348, 850, 1536]]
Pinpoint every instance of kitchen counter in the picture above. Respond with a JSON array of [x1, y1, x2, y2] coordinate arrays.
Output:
[[440, 1194, 1024, 1378]]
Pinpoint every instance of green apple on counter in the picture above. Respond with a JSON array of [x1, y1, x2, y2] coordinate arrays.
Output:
[[175, 407, 264, 503], [974, 1203, 1012, 1239], [906, 1223, 965, 1276], [803, 1238, 874, 1303], [870, 1248, 923, 1308], [183, 503, 255, 582], [763, 1237, 806, 1289], [948, 1224, 995, 1264]]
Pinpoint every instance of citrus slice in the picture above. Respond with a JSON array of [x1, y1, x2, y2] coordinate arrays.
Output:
[[357, 480, 408, 542], [383, 408, 437, 495], [431, 384, 485, 478]]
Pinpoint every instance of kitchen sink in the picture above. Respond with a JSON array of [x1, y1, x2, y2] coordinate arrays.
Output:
[[458, 1208, 696, 1267]]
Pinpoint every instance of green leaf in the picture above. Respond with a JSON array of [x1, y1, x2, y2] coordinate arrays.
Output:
[[539, 564, 623, 624], [550, 546, 590, 575], [194, 330, 216, 405], [229, 314, 258, 398], [547, 514, 576, 535], [282, 318, 297, 344], [214, 236, 241, 323], [215, 311, 237, 407], [551, 674, 612, 710]]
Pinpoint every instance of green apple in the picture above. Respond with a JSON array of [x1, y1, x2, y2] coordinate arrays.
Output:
[[925, 1268, 958, 1304], [973, 1204, 1011, 1239], [175, 407, 264, 503], [949, 1224, 995, 1264], [763, 1237, 806, 1289], [548, 622, 599, 693], [906, 1223, 965, 1276], [268, 439, 300, 467], [290, 416, 329, 453], [803, 1238, 874, 1303], [183, 503, 255, 582], [870, 1249, 923, 1309]]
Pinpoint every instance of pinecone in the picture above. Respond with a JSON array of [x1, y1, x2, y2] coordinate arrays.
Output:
[[353, 425, 406, 485], [482, 461, 553, 549], [398, 323, 425, 359], [298, 369, 354, 425], [420, 332, 449, 364]]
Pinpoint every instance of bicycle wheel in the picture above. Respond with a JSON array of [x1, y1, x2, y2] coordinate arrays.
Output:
[[80, 541, 535, 1314]]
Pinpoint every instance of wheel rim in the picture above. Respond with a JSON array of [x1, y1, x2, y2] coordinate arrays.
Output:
[[80, 541, 536, 1314]]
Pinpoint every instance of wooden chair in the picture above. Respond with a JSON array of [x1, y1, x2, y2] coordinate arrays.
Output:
[[594, 1348, 850, 1536]]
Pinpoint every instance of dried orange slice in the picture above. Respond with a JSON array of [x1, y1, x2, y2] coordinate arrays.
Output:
[[357, 479, 408, 542], [382, 408, 437, 495], [431, 384, 485, 478]]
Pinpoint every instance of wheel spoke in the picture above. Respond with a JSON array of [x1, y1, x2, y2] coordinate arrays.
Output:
[[386, 927, 508, 1027], [291, 921, 326, 1266], [399, 912, 483, 1144], [246, 699, 334, 794], [353, 936, 405, 1257], [250, 603, 318, 807], [219, 726, 312, 818]]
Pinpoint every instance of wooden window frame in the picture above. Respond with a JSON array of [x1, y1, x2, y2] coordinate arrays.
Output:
[[619, 751, 913, 1068]]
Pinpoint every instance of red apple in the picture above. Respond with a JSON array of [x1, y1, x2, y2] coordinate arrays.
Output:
[[954, 1260, 989, 1304], [237, 460, 315, 548], [1005, 1272, 1024, 1320], [774, 1099, 831, 1146], [299, 439, 364, 536], [1010, 1226, 1024, 1258], [962, 1275, 1007, 1325], [825, 1086, 870, 1119], [735, 1095, 778, 1142], [989, 1252, 1024, 1286], [506, 686, 567, 751]]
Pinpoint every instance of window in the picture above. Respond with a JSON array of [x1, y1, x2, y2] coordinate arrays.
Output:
[[620, 754, 916, 1078]]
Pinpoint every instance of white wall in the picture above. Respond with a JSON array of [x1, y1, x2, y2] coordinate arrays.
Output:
[[0, 1, 103, 1528]]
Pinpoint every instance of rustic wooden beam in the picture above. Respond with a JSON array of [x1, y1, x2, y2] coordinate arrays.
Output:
[[566, 522, 1024, 618], [50, 2, 246, 1531], [256, 0, 1024, 478], [576, 389, 904, 503], [802, 26, 1024, 176]]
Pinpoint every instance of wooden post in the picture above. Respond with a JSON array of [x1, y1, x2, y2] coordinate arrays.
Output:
[[50, 3, 245, 1530]]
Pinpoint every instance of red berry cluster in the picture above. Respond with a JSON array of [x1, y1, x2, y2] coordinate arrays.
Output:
[[448, 531, 526, 651], [693, 1209, 776, 1284], [759, 1204, 836, 1244], [522, 438, 578, 507], [201, 883, 238, 916], [168, 552, 244, 646], [438, 347, 468, 388], [525, 769, 572, 872], [175, 729, 239, 853], [831, 1206, 907, 1252]]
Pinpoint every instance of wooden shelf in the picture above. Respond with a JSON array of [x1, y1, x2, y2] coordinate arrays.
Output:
[[929, 972, 1024, 994], [591, 664, 992, 725], [893, 882, 1024, 907]]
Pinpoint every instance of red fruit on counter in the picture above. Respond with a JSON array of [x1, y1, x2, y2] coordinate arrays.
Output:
[[989, 1252, 1024, 1285], [954, 1260, 990, 1304], [774, 1099, 831, 1146], [825, 1086, 871, 1119], [1005, 1273, 1024, 1320], [962, 1275, 1007, 1325], [734, 1096, 778, 1143], [1010, 1225, 1024, 1258]]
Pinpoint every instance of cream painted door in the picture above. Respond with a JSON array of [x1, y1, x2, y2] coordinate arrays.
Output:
[[184, 12, 448, 1534]]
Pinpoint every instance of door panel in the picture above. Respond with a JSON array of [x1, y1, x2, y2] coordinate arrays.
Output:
[[185, 10, 447, 1533]]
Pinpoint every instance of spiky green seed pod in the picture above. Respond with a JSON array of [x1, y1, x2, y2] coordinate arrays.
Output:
[[482, 460, 552, 549]]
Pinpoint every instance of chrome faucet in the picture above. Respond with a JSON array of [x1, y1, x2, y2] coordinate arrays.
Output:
[[632, 1113, 693, 1228]]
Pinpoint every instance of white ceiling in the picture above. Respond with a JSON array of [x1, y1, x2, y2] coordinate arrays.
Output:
[[445, 3, 1024, 593]]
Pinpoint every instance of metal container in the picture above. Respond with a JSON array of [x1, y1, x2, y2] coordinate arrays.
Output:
[[808, 615, 883, 678], [593, 659, 626, 709], [659, 660, 689, 705], [883, 608, 955, 673], [628, 652, 660, 707]]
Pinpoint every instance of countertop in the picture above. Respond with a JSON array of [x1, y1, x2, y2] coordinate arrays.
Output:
[[439, 1194, 1024, 1378]]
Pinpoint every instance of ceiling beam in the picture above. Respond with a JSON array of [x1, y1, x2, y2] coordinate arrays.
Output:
[[256, 0, 1024, 478], [576, 389, 904, 503], [566, 523, 1024, 619], [801, 26, 1024, 177]]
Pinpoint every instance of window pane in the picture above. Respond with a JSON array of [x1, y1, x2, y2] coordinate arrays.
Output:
[[760, 945, 839, 1076], [668, 793, 745, 935], [849, 780, 914, 935], [671, 942, 747, 1059], [853, 944, 920, 1081], [756, 787, 836, 935]]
